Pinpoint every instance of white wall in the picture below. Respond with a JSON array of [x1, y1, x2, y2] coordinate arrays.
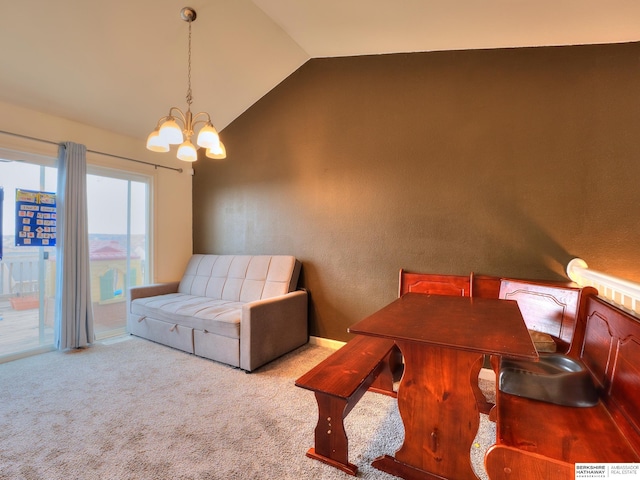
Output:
[[0, 100, 192, 282]]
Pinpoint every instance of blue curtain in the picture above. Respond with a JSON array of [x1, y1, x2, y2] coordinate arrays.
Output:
[[54, 142, 94, 350]]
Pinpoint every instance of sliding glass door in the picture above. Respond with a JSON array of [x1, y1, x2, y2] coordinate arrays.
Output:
[[86, 168, 150, 339], [0, 155, 151, 360]]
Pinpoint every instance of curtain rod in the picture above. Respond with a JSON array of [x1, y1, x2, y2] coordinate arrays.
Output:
[[0, 129, 183, 173]]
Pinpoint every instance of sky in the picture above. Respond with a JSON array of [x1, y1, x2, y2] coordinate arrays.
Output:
[[0, 160, 147, 238]]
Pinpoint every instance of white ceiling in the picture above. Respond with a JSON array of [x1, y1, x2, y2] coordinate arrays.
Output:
[[1, 0, 639, 142]]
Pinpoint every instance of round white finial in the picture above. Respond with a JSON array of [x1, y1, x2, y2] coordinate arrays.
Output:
[[566, 258, 588, 283]]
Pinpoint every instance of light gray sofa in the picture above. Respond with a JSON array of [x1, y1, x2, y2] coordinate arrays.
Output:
[[127, 254, 308, 372]]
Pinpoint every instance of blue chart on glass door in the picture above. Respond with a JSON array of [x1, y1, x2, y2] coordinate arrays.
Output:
[[15, 189, 57, 247]]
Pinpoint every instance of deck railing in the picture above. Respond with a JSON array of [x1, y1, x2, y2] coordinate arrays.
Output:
[[0, 254, 41, 298], [567, 258, 640, 316]]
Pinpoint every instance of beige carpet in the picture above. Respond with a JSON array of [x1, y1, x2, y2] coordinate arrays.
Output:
[[0, 336, 495, 480]]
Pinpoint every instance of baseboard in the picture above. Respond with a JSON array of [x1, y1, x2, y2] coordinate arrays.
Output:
[[309, 336, 345, 350], [99, 334, 133, 345], [0, 345, 55, 365]]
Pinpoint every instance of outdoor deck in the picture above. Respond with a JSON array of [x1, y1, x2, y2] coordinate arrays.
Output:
[[0, 248, 132, 359], [0, 295, 127, 359], [0, 296, 54, 357]]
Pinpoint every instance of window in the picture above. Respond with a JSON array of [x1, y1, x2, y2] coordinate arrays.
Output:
[[0, 151, 151, 360]]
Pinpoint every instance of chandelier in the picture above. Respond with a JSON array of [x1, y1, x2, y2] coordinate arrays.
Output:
[[146, 7, 226, 162]]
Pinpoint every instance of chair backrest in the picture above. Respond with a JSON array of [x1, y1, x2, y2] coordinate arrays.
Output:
[[399, 269, 470, 297], [398, 269, 501, 299], [470, 272, 502, 299], [499, 278, 595, 353]]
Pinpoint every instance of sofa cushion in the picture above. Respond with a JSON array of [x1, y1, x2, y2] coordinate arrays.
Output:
[[130, 293, 242, 339], [178, 254, 299, 303]]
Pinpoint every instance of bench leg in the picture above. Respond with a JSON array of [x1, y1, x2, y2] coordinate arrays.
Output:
[[306, 392, 358, 475], [368, 347, 400, 397]]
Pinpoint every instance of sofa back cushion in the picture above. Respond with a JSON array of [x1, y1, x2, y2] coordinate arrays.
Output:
[[178, 255, 301, 302]]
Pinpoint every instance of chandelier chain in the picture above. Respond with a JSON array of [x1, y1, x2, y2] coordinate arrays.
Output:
[[186, 19, 193, 107]]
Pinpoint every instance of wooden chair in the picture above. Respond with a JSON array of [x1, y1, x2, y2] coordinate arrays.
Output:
[[498, 278, 597, 354], [398, 269, 501, 299], [398, 269, 470, 297]]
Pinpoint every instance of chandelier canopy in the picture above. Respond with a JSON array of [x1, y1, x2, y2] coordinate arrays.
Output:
[[146, 7, 226, 162]]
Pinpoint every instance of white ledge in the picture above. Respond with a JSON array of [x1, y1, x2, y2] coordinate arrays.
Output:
[[567, 258, 640, 316]]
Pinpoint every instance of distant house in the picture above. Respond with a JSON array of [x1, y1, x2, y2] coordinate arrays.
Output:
[[89, 240, 142, 304], [41, 239, 143, 304]]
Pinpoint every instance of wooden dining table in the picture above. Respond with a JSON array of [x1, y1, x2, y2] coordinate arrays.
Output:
[[348, 293, 538, 480]]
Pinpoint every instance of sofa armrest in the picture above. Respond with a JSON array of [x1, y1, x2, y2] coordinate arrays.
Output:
[[240, 289, 308, 372], [129, 282, 180, 301], [128, 282, 181, 317]]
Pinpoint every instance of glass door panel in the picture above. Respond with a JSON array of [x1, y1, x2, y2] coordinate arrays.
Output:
[[0, 159, 57, 358], [86, 171, 149, 339]]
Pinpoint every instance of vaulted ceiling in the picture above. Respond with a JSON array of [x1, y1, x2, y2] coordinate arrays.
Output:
[[1, 0, 639, 142]]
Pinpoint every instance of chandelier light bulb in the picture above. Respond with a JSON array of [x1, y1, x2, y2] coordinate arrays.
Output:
[[158, 117, 184, 145], [146, 129, 170, 152], [205, 141, 226, 160], [196, 123, 220, 149], [177, 140, 198, 162]]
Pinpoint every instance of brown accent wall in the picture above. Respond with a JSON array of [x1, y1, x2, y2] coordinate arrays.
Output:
[[193, 42, 640, 342]]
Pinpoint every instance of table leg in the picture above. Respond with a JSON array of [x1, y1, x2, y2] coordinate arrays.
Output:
[[372, 341, 483, 480]]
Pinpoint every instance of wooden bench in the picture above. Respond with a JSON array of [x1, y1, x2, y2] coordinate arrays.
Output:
[[485, 294, 640, 480], [295, 335, 398, 475]]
